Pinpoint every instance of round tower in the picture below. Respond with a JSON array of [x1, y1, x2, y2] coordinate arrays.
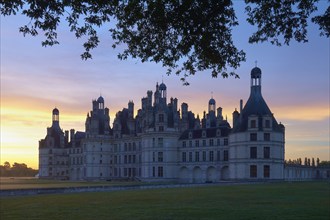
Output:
[[159, 82, 167, 99], [229, 66, 285, 181], [97, 96, 104, 109], [208, 97, 216, 113], [52, 107, 59, 122], [251, 67, 262, 86]]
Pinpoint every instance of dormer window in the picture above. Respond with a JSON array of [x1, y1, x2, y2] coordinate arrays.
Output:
[[202, 130, 206, 138], [265, 120, 270, 128], [249, 116, 258, 130], [159, 114, 164, 123], [189, 132, 193, 139], [251, 120, 256, 128], [216, 129, 221, 137]]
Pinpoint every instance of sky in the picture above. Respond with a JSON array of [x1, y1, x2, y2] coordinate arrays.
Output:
[[1, 2, 329, 169]]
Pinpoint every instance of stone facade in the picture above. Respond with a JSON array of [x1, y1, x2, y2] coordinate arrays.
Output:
[[39, 67, 291, 182]]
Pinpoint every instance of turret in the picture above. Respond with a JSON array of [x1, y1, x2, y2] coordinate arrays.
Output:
[[52, 108, 60, 129], [208, 97, 216, 113], [159, 82, 167, 104], [97, 96, 104, 109], [232, 66, 283, 133]]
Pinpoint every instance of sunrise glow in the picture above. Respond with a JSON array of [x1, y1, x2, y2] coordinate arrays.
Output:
[[1, 2, 329, 170]]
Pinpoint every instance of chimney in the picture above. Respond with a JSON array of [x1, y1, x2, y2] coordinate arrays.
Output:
[[70, 129, 75, 142], [239, 99, 243, 123]]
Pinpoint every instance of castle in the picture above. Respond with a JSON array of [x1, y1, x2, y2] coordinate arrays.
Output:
[[39, 67, 286, 182]]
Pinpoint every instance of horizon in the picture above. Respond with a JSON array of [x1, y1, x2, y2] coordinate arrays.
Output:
[[1, 2, 329, 169]]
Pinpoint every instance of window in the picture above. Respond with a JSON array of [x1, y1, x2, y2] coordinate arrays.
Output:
[[217, 151, 220, 161], [264, 147, 270, 159], [195, 152, 200, 162], [159, 114, 164, 122], [250, 147, 257, 159], [264, 133, 270, 141], [209, 151, 214, 161], [182, 141, 186, 148], [124, 155, 127, 164], [251, 120, 256, 128], [202, 140, 206, 146], [217, 139, 220, 146], [223, 150, 229, 161], [264, 165, 270, 178], [189, 140, 192, 147], [152, 167, 155, 177], [265, 120, 270, 128], [153, 152, 155, 162], [158, 138, 163, 147], [189, 132, 193, 139], [209, 139, 214, 146], [224, 138, 228, 146], [100, 160, 102, 164], [158, 166, 163, 177], [189, 152, 192, 162], [250, 133, 257, 141], [195, 140, 199, 147], [182, 152, 187, 162], [158, 152, 163, 162], [152, 138, 155, 147], [250, 165, 257, 178], [203, 151, 206, 161], [202, 130, 206, 138], [159, 126, 164, 132]]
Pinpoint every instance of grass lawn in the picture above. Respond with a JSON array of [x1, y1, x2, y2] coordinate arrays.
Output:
[[1, 182, 329, 220], [0, 177, 137, 190]]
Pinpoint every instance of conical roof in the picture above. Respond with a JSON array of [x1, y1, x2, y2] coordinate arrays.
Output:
[[232, 67, 282, 132]]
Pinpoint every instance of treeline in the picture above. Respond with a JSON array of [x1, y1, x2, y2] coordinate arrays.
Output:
[[285, 158, 330, 167], [0, 162, 38, 177]]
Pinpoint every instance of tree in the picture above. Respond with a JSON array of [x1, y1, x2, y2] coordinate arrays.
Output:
[[4, 161, 11, 169], [0, 162, 38, 177], [1, 1, 329, 84]]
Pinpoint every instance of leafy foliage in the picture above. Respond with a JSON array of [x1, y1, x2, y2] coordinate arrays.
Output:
[[0, 162, 38, 177], [0, 0, 328, 84], [245, 0, 320, 45]]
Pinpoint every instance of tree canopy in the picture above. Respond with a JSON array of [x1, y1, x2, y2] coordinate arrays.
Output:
[[0, 162, 38, 177], [1, 0, 329, 84]]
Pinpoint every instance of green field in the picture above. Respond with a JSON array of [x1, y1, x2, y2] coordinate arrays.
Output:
[[1, 182, 329, 220], [0, 177, 137, 190]]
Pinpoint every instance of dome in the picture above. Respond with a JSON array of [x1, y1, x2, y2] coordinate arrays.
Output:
[[159, 82, 167, 90], [251, 67, 262, 78], [52, 108, 59, 115], [209, 98, 216, 105], [97, 96, 104, 103]]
